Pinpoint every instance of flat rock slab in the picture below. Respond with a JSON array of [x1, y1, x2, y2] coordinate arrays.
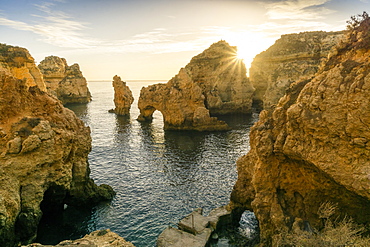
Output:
[[157, 226, 212, 247], [178, 209, 210, 234]]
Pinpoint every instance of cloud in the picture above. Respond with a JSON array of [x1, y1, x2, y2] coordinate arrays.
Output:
[[0, 1, 98, 48], [264, 0, 334, 20]]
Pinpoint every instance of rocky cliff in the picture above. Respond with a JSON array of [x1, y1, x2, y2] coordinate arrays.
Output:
[[137, 40, 254, 131], [230, 17, 370, 246], [0, 46, 114, 247], [38, 56, 91, 105], [110, 75, 134, 116], [22, 229, 135, 247], [185, 40, 254, 115], [138, 68, 230, 131], [0, 43, 46, 91], [250, 31, 344, 109]]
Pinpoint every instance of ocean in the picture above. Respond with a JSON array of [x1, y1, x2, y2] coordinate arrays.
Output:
[[36, 80, 259, 247]]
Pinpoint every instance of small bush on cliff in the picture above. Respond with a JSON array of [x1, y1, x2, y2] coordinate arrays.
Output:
[[346, 11, 370, 50], [276, 202, 370, 246]]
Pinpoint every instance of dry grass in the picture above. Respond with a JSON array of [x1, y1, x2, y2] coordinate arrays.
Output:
[[276, 202, 370, 247]]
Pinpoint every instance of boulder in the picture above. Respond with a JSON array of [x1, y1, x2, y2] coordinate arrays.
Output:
[[230, 18, 370, 246], [21, 229, 135, 247], [0, 45, 114, 247], [38, 56, 91, 104], [250, 31, 344, 109], [110, 75, 134, 115]]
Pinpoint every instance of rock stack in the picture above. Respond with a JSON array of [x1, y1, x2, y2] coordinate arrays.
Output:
[[110, 75, 134, 116], [38, 55, 92, 105]]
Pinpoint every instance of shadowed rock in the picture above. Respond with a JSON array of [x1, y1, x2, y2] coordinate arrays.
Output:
[[250, 31, 344, 109], [38, 55, 92, 105], [230, 19, 370, 246], [0, 45, 114, 247], [109, 75, 134, 116], [137, 40, 254, 131]]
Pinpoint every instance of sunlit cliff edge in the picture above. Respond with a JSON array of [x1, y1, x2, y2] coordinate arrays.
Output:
[[0, 44, 115, 246], [230, 14, 370, 246]]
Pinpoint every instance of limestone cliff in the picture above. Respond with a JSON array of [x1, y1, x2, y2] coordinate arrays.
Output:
[[185, 40, 254, 115], [38, 56, 92, 105], [22, 229, 135, 247], [138, 68, 230, 131], [137, 40, 254, 131], [250, 31, 344, 109], [230, 18, 370, 246], [0, 43, 46, 91], [110, 75, 134, 115], [0, 46, 114, 247]]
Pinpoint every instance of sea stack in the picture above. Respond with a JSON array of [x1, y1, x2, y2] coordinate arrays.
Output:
[[250, 31, 344, 109], [137, 40, 254, 131], [110, 75, 134, 116], [0, 45, 114, 247], [230, 17, 370, 246], [38, 55, 92, 105]]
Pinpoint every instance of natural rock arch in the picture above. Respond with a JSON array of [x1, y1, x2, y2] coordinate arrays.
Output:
[[137, 68, 229, 131]]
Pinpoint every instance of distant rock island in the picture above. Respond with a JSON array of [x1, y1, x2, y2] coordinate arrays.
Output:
[[0, 45, 114, 247], [137, 40, 254, 131], [109, 75, 134, 116], [230, 15, 370, 246], [38, 55, 92, 105], [250, 31, 344, 109]]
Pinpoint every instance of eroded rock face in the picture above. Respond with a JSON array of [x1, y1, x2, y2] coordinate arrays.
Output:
[[110, 75, 134, 115], [185, 40, 254, 115], [137, 40, 254, 131], [0, 43, 46, 91], [138, 68, 230, 131], [38, 56, 92, 105], [250, 31, 344, 109], [0, 47, 114, 246], [230, 20, 370, 246], [22, 229, 135, 247]]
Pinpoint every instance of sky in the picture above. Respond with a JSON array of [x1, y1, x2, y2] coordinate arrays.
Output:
[[0, 0, 369, 80]]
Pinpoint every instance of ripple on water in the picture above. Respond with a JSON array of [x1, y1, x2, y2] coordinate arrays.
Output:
[[37, 81, 259, 247]]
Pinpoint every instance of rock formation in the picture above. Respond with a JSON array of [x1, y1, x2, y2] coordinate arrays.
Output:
[[22, 229, 135, 247], [137, 40, 254, 131], [250, 31, 344, 109], [138, 68, 230, 131], [184, 40, 254, 115], [109, 75, 134, 115], [230, 17, 370, 246], [38, 56, 91, 105], [0, 43, 46, 91], [0, 45, 114, 247]]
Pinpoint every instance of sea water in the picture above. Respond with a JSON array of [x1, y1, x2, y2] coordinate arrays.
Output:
[[36, 80, 259, 247]]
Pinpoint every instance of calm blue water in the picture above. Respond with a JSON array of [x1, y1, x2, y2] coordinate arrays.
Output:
[[37, 80, 258, 247]]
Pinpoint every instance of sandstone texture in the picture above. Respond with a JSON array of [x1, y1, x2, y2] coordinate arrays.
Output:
[[110, 75, 134, 115], [38, 56, 91, 105], [0, 43, 46, 91], [250, 31, 344, 109], [138, 40, 254, 131], [0, 45, 114, 247], [22, 229, 135, 247], [185, 40, 254, 115], [230, 18, 370, 246], [138, 68, 230, 131]]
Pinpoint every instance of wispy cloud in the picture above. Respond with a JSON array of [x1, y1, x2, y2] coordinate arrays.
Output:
[[264, 0, 334, 20], [0, 1, 98, 48]]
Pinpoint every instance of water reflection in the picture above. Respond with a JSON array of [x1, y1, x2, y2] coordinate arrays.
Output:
[[37, 81, 259, 247]]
